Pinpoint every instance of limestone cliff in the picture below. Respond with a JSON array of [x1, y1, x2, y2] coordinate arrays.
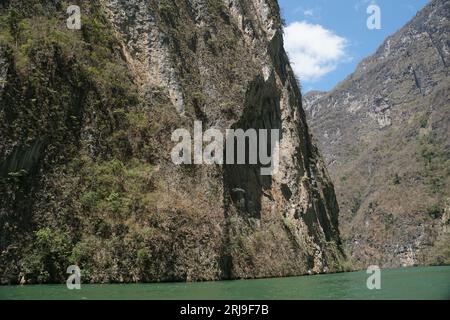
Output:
[[0, 0, 343, 284]]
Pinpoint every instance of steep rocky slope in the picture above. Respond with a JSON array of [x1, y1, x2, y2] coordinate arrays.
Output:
[[0, 0, 344, 284], [304, 0, 450, 268]]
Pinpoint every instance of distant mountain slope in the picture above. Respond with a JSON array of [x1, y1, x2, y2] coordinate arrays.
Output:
[[304, 0, 450, 268]]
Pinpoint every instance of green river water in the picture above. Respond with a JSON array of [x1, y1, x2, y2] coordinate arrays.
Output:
[[0, 266, 449, 300]]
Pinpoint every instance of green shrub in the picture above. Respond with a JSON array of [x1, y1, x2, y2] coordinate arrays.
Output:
[[426, 204, 442, 219], [21, 228, 71, 283]]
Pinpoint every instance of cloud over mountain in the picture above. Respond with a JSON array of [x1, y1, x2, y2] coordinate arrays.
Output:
[[284, 21, 348, 82]]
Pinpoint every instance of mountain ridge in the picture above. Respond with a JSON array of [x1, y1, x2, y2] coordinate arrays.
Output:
[[304, 0, 450, 268]]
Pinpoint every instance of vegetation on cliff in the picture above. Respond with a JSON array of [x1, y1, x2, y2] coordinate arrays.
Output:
[[0, 0, 344, 284]]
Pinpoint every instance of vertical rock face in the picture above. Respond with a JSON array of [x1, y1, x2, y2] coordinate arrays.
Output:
[[304, 0, 450, 268], [101, 0, 345, 277], [0, 0, 343, 284], [0, 46, 8, 96]]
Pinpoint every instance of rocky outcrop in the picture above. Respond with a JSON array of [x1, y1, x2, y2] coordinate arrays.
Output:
[[101, 0, 185, 112], [0, 0, 343, 284], [0, 46, 8, 97], [304, 0, 450, 268]]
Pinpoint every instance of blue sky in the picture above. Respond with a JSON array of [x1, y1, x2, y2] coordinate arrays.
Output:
[[279, 0, 429, 92]]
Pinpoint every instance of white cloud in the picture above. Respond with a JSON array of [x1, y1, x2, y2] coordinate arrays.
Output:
[[303, 9, 314, 17], [283, 21, 349, 83]]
